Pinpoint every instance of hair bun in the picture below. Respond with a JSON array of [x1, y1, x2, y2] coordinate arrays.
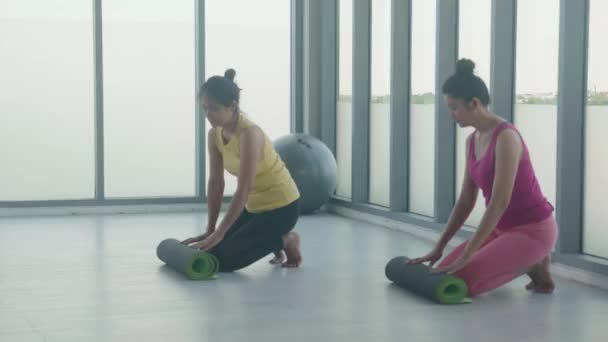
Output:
[[224, 68, 236, 81], [455, 59, 475, 75]]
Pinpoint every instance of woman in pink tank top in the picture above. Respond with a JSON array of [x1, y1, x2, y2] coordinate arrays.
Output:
[[409, 59, 558, 296]]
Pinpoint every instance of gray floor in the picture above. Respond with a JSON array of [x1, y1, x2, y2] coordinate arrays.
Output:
[[1, 212, 607, 342]]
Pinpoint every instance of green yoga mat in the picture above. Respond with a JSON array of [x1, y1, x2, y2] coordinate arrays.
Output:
[[385, 256, 471, 304], [156, 239, 220, 280]]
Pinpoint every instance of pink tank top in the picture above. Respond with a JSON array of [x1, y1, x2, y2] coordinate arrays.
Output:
[[468, 122, 553, 229]]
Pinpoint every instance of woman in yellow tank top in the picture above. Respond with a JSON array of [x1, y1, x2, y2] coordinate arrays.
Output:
[[182, 69, 302, 270]]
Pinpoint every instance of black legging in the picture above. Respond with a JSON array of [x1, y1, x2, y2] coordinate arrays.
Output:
[[209, 199, 300, 272]]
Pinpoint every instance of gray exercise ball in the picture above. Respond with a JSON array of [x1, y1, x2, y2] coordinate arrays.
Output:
[[273, 134, 337, 214]]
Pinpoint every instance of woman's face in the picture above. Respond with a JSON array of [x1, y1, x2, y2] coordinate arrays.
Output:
[[444, 95, 480, 127], [202, 94, 236, 127]]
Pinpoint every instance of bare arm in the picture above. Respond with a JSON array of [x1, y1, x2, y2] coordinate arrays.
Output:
[[436, 134, 479, 250], [214, 127, 264, 235], [182, 130, 226, 245], [409, 135, 480, 265], [206, 128, 225, 229]]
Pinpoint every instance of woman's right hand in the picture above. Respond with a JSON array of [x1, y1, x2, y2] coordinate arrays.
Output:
[[181, 227, 215, 246], [408, 246, 444, 266]]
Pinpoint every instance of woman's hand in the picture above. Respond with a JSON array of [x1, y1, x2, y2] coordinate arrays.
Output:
[[182, 226, 215, 246], [188, 230, 226, 252], [408, 246, 444, 267], [431, 253, 472, 274]]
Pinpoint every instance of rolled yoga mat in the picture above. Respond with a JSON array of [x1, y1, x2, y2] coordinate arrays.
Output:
[[156, 239, 219, 280], [385, 256, 471, 304]]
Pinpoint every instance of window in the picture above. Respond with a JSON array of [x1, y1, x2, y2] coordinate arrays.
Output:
[[369, 0, 391, 207], [583, 0, 608, 259], [514, 0, 559, 210], [455, 0, 491, 226], [409, 0, 436, 217], [205, 0, 290, 195], [0, 0, 95, 201], [336, 0, 353, 199], [103, 0, 195, 198]]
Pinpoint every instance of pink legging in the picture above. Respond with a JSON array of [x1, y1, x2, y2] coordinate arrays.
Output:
[[439, 215, 558, 296]]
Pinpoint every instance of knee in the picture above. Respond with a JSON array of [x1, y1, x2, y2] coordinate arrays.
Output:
[[209, 249, 230, 271], [218, 264, 236, 272], [211, 251, 244, 272], [214, 254, 236, 272], [454, 264, 515, 297], [452, 260, 488, 296], [454, 271, 485, 297]]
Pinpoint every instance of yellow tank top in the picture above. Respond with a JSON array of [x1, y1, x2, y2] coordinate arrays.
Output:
[[214, 114, 300, 213]]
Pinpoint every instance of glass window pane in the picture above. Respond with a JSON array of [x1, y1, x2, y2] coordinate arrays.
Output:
[[584, 0, 608, 259], [456, 0, 491, 226], [409, 0, 436, 217], [0, 0, 95, 201], [205, 0, 290, 195], [336, 0, 353, 199], [103, 0, 195, 198], [514, 0, 559, 209], [369, 0, 391, 207]]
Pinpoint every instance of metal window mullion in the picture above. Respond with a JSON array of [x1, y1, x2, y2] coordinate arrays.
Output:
[[490, 0, 516, 121], [320, 0, 338, 154], [556, 0, 588, 253], [434, 0, 458, 222], [291, 0, 304, 134], [389, 0, 410, 212], [93, 0, 105, 200], [195, 0, 206, 201], [351, 0, 371, 204]]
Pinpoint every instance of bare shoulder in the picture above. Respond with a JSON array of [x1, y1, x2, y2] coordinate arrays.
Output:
[[241, 125, 263, 138], [240, 125, 264, 144], [495, 127, 523, 155], [496, 127, 521, 145], [207, 127, 219, 140]]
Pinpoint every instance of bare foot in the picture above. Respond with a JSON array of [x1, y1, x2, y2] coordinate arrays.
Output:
[[526, 255, 555, 294], [269, 250, 285, 265], [281, 232, 302, 268]]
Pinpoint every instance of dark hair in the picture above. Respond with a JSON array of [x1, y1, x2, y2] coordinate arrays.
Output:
[[442, 59, 490, 106], [200, 68, 241, 107]]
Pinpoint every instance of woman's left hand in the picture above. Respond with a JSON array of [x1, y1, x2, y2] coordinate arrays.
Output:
[[431, 254, 472, 274], [190, 230, 226, 251]]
